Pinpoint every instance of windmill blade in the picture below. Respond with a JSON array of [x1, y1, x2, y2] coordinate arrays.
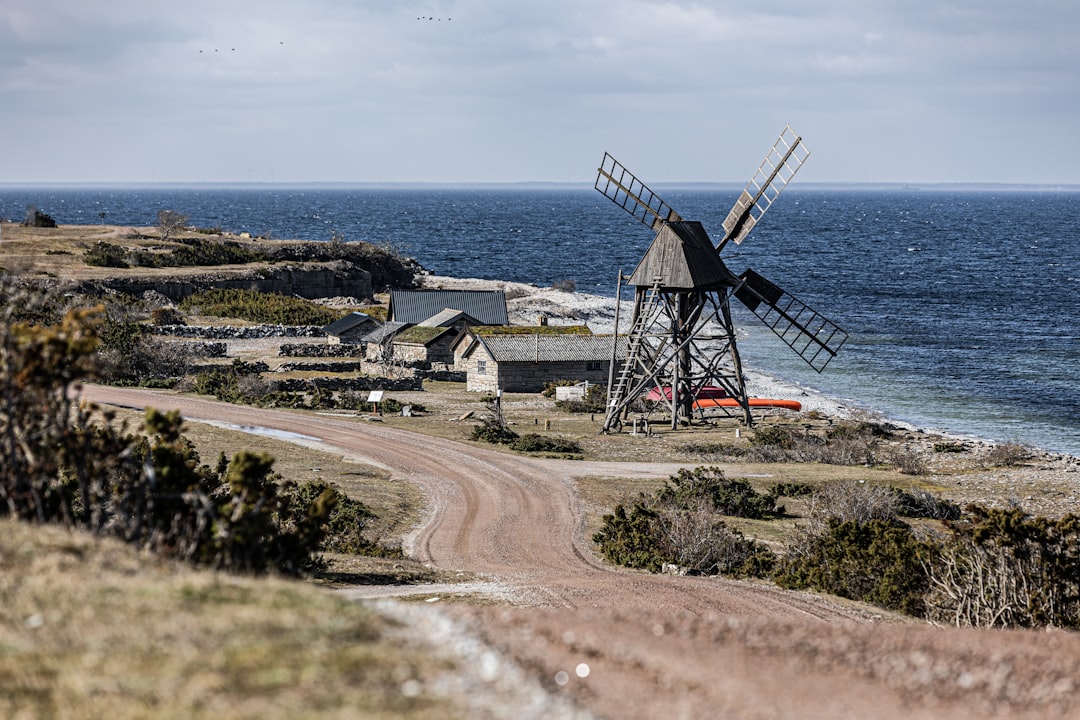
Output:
[[596, 152, 681, 231], [734, 269, 847, 372], [717, 126, 809, 251]]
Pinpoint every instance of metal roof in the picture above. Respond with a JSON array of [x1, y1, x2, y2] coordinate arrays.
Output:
[[389, 289, 508, 325], [469, 334, 628, 363], [322, 311, 376, 336]]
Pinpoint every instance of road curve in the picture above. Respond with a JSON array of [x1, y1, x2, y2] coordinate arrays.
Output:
[[80, 385, 854, 620], [80, 385, 1080, 720]]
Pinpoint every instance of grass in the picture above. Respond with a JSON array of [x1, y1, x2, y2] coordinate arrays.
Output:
[[0, 520, 466, 720]]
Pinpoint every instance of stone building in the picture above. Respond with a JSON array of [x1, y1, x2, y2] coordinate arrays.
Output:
[[453, 332, 628, 393]]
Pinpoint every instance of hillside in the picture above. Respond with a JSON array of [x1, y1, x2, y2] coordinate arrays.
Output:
[[0, 221, 422, 300]]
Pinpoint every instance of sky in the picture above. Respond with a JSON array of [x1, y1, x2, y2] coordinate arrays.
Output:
[[2, 1, 1079, 186]]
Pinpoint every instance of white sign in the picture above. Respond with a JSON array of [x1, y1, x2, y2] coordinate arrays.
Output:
[[367, 390, 384, 402]]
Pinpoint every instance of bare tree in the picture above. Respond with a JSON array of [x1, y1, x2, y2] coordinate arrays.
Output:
[[157, 209, 188, 241]]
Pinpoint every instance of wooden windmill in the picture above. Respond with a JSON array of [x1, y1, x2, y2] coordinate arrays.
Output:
[[597, 126, 848, 432]]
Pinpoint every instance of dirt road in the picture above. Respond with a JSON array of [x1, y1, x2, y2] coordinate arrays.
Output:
[[82, 386, 1080, 720]]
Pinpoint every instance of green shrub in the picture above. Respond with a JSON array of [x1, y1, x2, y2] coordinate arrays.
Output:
[[470, 418, 519, 444], [593, 501, 666, 572], [510, 434, 582, 454], [749, 425, 804, 449], [892, 487, 962, 520], [593, 466, 777, 578], [279, 480, 379, 555], [658, 466, 778, 519], [84, 241, 130, 268], [776, 518, 931, 616], [770, 482, 815, 498]]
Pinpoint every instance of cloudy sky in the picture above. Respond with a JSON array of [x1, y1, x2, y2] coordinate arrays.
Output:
[[2, 1, 1078, 185]]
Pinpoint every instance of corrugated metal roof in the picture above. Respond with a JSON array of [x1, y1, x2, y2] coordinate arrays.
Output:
[[322, 311, 375, 336], [628, 221, 740, 290], [389, 290, 508, 325], [473, 334, 628, 363]]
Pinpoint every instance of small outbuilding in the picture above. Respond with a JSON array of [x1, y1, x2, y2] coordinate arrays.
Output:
[[322, 311, 379, 344]]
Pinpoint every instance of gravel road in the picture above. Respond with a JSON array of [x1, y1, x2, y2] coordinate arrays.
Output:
[[82, 385, 1080, 720]]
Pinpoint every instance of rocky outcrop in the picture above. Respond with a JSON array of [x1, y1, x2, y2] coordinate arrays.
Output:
[[90, 261, 373, 303]]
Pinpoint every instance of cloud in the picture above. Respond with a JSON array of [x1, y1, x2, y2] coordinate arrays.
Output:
[[1, 0, 1078, 183]]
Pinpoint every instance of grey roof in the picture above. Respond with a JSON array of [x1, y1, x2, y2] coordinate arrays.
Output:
[[363, 320, 409, 344], [469, 334, 628, 363], [628, 221, 741, 291], [389, 289, 508, 326], [418, 307, 477, 328], [322, 311, 376, 336]]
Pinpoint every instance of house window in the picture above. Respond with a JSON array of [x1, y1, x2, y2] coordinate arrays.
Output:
[[477, 360, 487, 375], [586, 361, 602, 371]]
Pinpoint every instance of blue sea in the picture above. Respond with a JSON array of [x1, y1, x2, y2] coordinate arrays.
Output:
[[2, 183, 1079, 456]]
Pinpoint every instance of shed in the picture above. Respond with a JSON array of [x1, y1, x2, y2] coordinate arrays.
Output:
[[388, 289, 508, 326], [322, 311, 378, 344], [386, 325, 459, 365], [454, 332, 629, 393], [362, 320, 410, 361]]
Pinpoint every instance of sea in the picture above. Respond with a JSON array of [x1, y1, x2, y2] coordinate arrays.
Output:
[[2, 183, 1078, 457]]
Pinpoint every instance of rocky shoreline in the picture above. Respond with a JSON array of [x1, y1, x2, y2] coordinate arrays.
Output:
[[419, 273, 1080, 515]]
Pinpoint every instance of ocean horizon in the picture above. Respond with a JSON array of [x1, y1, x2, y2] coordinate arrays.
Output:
[[2, 184, 1078, 456]]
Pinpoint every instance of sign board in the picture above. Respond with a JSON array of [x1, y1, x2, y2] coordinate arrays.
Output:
[[367, 390, 384, 402]]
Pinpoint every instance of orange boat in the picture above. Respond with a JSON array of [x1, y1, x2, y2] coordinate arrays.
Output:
[[693, 397, 802, 412]]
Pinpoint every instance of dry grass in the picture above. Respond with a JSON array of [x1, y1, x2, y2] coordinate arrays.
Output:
[[0, 519, 465, 720]]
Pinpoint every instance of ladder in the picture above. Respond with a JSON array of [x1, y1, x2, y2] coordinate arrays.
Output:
[[603, 279, 663, 433]]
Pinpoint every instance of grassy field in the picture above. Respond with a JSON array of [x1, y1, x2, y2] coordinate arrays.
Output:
[[0, 520, 467, 720]]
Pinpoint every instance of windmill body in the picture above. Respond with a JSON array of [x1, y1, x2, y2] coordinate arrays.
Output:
[[597, 127, 848, 433]]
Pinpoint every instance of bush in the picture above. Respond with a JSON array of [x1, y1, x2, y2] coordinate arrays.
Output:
[[150, 306, 186, 326], [510, 434, 582, 454], [279, 480, 378, 555], [924, 507, 1080, 628], [593, 466, 777, 578], [593, 501, 666, 572], [806, 481, 903, 527], [470, 417, 519, 444], [656, 504, 777, 577], [658, 466, 778, 519], [84, 242, 130, 268], [892, 488, 962, 520], [776, 517, 931, 616], [677, 441, 748, 459], [985, 441, 1033, 467]]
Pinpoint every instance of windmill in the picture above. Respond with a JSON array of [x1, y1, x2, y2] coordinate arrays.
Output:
[[596, 126, 847, 432]]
